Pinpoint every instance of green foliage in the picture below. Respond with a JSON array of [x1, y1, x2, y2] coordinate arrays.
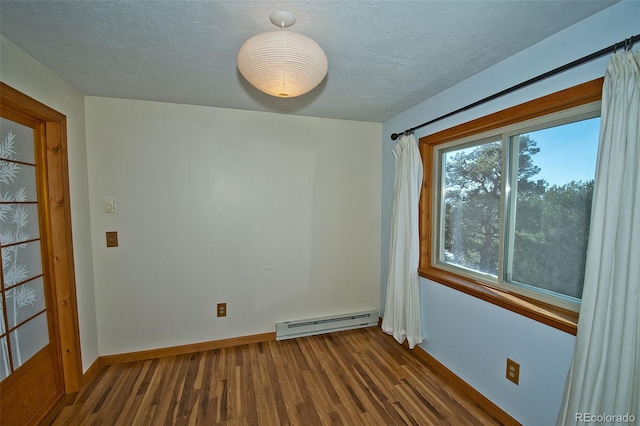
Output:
[[444, 141, 502, 275], [512, 180, 593, 298], [443, 135, 592, 299]]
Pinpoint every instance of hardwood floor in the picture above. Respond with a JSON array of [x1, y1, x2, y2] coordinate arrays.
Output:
[[53, 327, 504, 425]]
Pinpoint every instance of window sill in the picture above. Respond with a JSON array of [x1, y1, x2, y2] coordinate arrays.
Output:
[[419, 266, 578, 335]]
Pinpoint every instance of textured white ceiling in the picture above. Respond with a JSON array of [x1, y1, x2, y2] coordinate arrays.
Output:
[[0, 1, 618, 122]]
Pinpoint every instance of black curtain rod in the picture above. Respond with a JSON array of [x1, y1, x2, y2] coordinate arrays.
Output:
[[390, 33, 640, 140]]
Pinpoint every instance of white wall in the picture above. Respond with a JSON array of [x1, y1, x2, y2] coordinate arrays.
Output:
[[0, 36, 99, 372], [381, 2, 640, 425], [85, 97, 381, 356]]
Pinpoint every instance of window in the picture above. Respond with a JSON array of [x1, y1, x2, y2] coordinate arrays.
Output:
[[419, 78, 604, 333], [437, 109, 599, 308]]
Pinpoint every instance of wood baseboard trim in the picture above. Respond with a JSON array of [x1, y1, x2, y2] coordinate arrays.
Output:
[[412, 345, 520, 426], [100, 332, 276, 365], [82, 357, 105, 385], [38, 392, 76, 426]]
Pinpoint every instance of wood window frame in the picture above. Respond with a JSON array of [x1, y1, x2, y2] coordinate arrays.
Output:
[[418, 78, 604, 335], [0, 82, 83, 391]]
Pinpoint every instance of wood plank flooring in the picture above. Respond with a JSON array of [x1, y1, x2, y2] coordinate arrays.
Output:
[[52, 327, 503, 425]]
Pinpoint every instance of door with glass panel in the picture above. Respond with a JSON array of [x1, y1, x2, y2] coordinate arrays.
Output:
[[0, 114, 63, 425]]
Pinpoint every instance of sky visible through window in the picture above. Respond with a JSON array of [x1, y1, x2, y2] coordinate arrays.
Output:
[[523, 116, 600, 186]]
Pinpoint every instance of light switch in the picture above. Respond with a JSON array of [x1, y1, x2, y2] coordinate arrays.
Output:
[[106, 231, 118, 248], [103, 197, 116, 213]]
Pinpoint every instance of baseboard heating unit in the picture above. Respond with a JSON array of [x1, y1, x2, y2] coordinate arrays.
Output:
[[275, 310, 379, 341]]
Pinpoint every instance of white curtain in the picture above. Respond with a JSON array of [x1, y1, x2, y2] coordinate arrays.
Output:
[[382, 133, 423, 349], [557, 50, 640, 425]]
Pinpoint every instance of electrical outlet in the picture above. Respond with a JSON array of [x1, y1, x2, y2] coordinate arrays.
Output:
[[506, 358, 520, 385], [106, 231, 118, 248], [217, 303, 227, 317]]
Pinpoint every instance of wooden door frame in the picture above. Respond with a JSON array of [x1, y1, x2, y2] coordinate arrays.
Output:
[[0, 82, 83, 394]]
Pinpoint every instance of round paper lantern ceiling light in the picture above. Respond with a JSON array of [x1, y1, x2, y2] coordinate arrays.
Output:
[[237, 11, 328, 98]]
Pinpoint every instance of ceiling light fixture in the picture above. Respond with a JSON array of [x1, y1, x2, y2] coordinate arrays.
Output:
[[237, 11, 328, 98]]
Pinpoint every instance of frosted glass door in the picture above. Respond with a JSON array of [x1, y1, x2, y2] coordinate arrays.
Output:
[[0, 117, 49, 379]]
